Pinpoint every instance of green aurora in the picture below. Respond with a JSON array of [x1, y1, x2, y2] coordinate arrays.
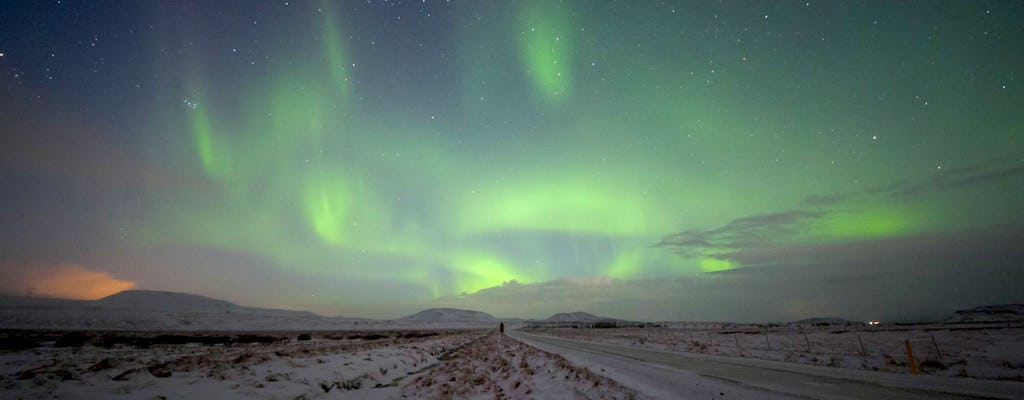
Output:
[[1, 1, 1021, 319]]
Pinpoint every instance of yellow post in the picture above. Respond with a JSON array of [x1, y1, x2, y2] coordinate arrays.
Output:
[[905, 339, 918, 375]]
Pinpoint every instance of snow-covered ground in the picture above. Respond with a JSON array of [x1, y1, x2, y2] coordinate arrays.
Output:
[[514, 331, 1024, 400], [5, 293, 1021, 398], [0, 329, 648, 399], [0, 329, 485, 399], [401, 331, 636, 399], [523, 321, 1024, 381]]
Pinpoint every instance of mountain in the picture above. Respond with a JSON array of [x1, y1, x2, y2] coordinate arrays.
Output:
[[398, 308, 498, 324], [791, 317, 862, 327], [93, 290, 318, 317], [95, 290, 238, 312], [544, 312, 617, 323], [945, 304, 1024, 324], [0, 290, 354, 330]]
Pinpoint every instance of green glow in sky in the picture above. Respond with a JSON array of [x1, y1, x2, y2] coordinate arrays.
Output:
[[700, 258, 737, 273], [188, 94, 234, 182], [518, 0, 574, 104], [320, 5, 351, 95], [304, 172, 351, 245], [152, 0, 1022, 309], [459, 175, 668, 236], [13, 1, 1014, 318]]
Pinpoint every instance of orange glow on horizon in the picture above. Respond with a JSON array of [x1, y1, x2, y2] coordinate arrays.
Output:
[[26, 264, 136, 300]]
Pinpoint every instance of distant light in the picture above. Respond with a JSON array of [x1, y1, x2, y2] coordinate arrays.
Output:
[[867, 320, 881, 326]]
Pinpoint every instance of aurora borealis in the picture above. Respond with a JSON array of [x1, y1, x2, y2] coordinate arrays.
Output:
[[1, 1, 1022, 321]]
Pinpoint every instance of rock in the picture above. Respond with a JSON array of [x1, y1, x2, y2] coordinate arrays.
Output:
[[88, 358, 120, 372], [147, 362, 173, 378]]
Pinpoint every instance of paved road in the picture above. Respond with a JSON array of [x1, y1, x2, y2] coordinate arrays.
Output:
[[509, 331, 1024, 400]]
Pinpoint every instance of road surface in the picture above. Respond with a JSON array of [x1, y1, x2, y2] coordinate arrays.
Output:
[[509, 331, 1024, 400]]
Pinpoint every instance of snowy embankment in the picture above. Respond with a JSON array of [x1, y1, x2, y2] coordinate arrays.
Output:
[[524, 321, 1024, 381], [0, 329, 483, 399], [401, 331, 637, 399]]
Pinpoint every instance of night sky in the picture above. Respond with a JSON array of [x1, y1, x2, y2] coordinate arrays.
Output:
[[1, 1, 1022, 321]]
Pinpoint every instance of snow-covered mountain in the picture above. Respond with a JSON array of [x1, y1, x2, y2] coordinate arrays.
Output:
[[94, 290, 237, 312], [93, 290, 318, 317], [398, 308, 498, 324], [790, 317, 862, 327], [1, 291, 507, 330], [544, 312, 617, 323], [945, 304, 1024, 324], [0, 290, 355, 331]]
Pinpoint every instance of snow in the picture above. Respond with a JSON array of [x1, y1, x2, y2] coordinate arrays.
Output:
[[0, 292, 522, 331], [0, 329, 485, 399], [401, 331, 637, 399], [4, 292, 1021, 398], [397, 308, 499, 324], [511, 331, 798, 400], [945, 304, 1024, 324], [94, 290, 246, 313], [522, 320, 1024, 381], [514, 331, 1024, 400], [0, 291, 368, 331], [0, 329, 650, 399], [544, 312, 617, 323]]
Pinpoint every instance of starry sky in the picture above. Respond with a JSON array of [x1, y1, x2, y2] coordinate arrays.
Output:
[[1, 1, 1022, 322]]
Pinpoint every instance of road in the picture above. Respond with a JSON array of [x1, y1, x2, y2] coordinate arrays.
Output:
[[509, 331, 1024, 400]]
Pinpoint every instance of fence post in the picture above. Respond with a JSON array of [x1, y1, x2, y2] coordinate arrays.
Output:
[[905, 339, 919, 375], [930, 334, 943, 360]]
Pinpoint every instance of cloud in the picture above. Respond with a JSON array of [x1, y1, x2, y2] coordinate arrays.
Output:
[[889, 163, 1024, 197], [655, 211, 827, 256], [796, 161, 1023, 209], [801, 194, 846, 206], [442, 225, 1024, 322], [0, 263, 136, 300]]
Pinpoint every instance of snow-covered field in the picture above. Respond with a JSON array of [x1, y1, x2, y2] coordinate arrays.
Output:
[[524, 321, 1024, 381], [0, 329, 642, 399], [0, 329, 486, 399], [5, 293, 1021, 398], [401, 331, 636, 399]]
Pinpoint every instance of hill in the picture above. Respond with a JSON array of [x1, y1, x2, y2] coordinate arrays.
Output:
[[0, 290, 349, 330], [95, 290, 238, 312], [791, 317, 862, 327], [398, 308, 498, 324], [94, 290, 318, 317], [545, 311, 617, 323], [945, 304, 1024, 324]]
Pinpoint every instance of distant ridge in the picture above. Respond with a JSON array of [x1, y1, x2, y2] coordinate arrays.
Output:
[[945, 304, 1024, 324], [398, 308, 498, 323], [96, 290, 238, 312], [544, 311, 617, 323], [791, 317, 861, 326], [0, 290, 352, 330], [95, 290, 318, 317]]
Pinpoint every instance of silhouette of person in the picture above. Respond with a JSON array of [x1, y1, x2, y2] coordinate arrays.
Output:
[[500, 321, 505, 334]]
